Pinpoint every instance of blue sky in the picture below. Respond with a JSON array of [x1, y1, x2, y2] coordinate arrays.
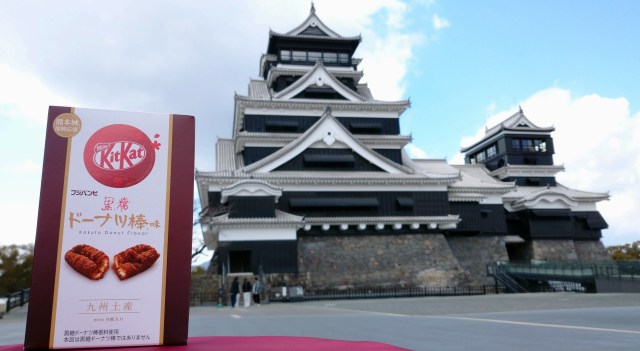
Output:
[[0, 1, 638, 256], [403, 0, 639, 159]]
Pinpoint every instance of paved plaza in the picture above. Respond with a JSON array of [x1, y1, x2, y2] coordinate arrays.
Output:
[[2, 293, 640, 350]]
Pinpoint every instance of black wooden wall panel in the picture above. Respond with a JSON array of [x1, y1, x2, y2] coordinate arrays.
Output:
[[274, 149, 385, 172], [243, 147, 280, 166], [280, 191, 450, 217], [217, 241, 298, 274], [228, 196, 276, 218], [449, 203, 507, 234], [243, 115, 400, 135]]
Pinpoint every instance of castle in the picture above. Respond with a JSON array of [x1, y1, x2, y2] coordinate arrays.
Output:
[[195, 6, 609, 289]]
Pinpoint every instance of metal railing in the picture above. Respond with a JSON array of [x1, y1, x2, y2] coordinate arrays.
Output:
[[493, 260, 640, 280], [593, 260, 640, 281], [3, 288, 30, 312], [189, 285, 497, 305], [302, 285, 492, 301], [488, 260, 640, 293]]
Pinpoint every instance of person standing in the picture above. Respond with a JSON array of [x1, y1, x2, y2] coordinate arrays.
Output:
[[242, 278, 252, 307], [252, 277, 264, 305], [230, 277, 240, 307]]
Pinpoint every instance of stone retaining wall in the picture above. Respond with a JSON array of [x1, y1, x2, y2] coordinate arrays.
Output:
[[191, 236, 611, 296], [531, 240, 579, 260], [298, 233, 472, 290], [575, 241, 609, 260], [446, 236, 509, 285], [530, 240, 610, 261]]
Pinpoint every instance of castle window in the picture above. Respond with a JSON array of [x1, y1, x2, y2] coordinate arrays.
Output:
[[486, 144, 497, 158], [292, 50, 307, 61], [323, 52, 337, 63], [308, 51, 322, 62], [476, 151, 486, 162], [534, 139, 547, 152], [280, 50, 291, 61], [512, 139, 521, 150], [512, 138, 547, 153], [278, 50, 350, 66]]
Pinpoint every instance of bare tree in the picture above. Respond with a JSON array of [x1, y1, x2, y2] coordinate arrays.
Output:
[[192, 200, 229, 262]]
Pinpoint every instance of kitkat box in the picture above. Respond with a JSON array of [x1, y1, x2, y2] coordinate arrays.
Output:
[[25, 106, 194, 349]]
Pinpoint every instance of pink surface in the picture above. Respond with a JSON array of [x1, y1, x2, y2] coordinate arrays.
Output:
[[3, 336, 410, 351]]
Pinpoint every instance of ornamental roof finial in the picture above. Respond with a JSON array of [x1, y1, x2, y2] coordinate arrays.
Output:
[[519, 105, 523, 114], [311, 1, 316, 14]]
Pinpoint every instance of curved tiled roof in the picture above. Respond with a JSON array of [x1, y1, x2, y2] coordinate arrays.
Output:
[[461, 108, 555, 152], [449, 164, 517, 193], [197, 170, 459, 186], [505, 183, 610, 206], [488, 164, 566, 180], [269, 31, 362, 42], [248, 80, 271, 98], [235, 132, 412, 152], [266, 65, 364, 87], [448, 192, 488, 202], [235, 94, 410, 109], [273, 61, 367, 101], [216, 139, 236, 171], [240, 109, 415, 174], [304, 214, 460, 225], [209, 210, 304, 227], [285, 4, 349, 39], [233, 96, 410, 137], [221, 179, 283, 192]]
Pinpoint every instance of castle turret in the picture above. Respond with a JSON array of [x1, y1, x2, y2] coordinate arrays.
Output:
[[461, 107, 564, 187]]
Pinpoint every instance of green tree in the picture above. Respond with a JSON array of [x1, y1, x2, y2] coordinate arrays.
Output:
[[0, 244, 34, 295], [191, 266, 206, 276], [607, 240, 640, 260]]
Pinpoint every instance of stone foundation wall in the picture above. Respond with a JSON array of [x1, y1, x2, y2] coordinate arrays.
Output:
[[574, 241, 610, 261], [531, 240, 578, 260], [193, 237, 612, 298], [447, 236, 509, 285], [298, 233, 472, 290], [530, 240, 610, 261]]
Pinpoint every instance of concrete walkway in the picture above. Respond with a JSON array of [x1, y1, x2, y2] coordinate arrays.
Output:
[[3, 293, 640, 350]]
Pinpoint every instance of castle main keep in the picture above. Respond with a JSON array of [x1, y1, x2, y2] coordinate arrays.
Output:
[[195, 6, 610, 290]]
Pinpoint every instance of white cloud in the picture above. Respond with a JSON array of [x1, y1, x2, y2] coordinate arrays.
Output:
[[406, 144, 430, 159], [1, 160, 40, 174], [294, 0, 425, 102], [432, 14, 451, 30], [486, 101, 497, 114], [459, 87, 640, 246], [0, 66, 73, 246], [0, 65, 74, 125], [0, 1, 422, 246], [358, 31, 421, 101]]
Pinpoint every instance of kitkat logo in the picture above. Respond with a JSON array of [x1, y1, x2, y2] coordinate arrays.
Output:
[[83, 124, 160, 188]]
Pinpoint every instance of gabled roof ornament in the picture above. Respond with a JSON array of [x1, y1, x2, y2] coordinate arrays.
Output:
[[324, 105, 332, 115], [310, 1, 316, 14]]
